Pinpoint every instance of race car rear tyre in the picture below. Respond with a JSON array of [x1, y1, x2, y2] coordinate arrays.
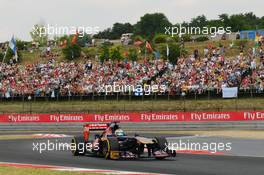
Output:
[[102, 138, 119, 159], [155, 137, 168, 151], [71, 136, 86, 156]]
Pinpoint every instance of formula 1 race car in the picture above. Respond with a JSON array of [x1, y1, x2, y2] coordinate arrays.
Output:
[[71, 122, 176, 160]]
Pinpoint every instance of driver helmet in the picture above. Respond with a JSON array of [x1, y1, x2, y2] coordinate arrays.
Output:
[[115, 129, 125, 136]]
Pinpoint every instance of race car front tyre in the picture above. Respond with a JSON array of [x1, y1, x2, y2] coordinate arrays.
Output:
[[71, 136, 86, 156], [102, 140, 110, 158]]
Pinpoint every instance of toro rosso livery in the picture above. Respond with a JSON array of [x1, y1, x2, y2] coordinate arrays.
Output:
[[71, 122, 176, 160]]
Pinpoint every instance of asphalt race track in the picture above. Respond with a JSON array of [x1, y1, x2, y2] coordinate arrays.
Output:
[[0, 135, 264, 175]]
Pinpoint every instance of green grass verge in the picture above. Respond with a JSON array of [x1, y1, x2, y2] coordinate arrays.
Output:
[[0, 98, 263, 113], [0, 166, 103, 175]]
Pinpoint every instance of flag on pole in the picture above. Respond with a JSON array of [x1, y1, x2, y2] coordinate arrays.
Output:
[[9, 36, 17, 55], [71, 30, 79, 44], [166, 44, 169, 57], [145, 41, 153, 52], [63, 39, 67, 48], [9, 36, 18, 61]]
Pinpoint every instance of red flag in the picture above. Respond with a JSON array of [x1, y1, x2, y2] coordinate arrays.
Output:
[[146, 41, 153, 52], [123, 51, 128, 57], [61, 39, 67, 48], [71, 30, 79, 44]]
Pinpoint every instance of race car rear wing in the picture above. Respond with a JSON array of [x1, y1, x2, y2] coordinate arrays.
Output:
[[83, 123, 109, 141], [83, 123, 108, 131]]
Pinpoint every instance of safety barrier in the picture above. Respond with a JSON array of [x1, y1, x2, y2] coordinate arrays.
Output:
[[1, 111, 264, 130], [1, 111, 264, 123]]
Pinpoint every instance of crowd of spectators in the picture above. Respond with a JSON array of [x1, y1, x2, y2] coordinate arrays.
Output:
[[0, 48, 263, 98]]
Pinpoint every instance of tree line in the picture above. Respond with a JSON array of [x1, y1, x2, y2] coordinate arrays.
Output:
[[94, 12, 264, 40]]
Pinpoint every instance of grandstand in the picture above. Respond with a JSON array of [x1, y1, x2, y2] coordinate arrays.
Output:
[[0, 45, 263, 98]]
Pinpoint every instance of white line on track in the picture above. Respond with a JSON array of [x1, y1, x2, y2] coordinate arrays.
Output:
[[0, 162, 172, 175]]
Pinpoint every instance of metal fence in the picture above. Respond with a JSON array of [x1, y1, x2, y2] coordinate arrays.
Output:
[[0, 89, 263, 114], [0, 89, 263, 102]]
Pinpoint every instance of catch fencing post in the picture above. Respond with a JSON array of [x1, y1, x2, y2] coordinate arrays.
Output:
[[22, 95, 25, 112]]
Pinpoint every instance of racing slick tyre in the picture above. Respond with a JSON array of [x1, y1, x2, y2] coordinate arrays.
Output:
[[154, 137, 170, 160], [102, 138, 119, 159], [71, 136, 86, 156], [155, 137, 176, 158], [155, 137, 168, 150]]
